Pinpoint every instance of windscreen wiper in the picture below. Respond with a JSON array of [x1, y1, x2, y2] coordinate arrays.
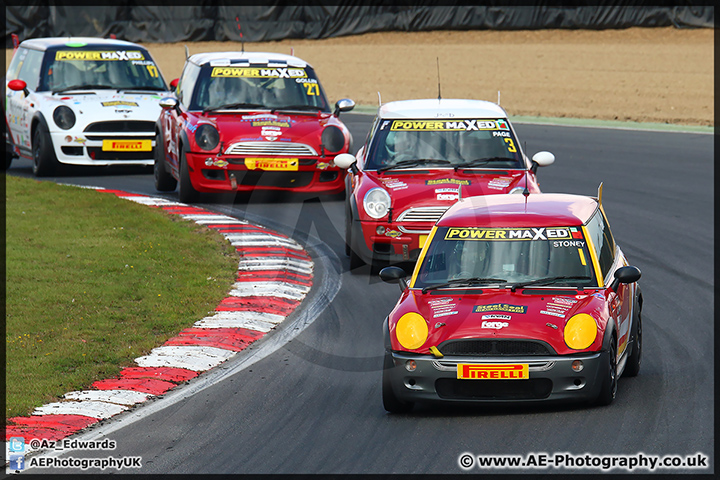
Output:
[[421, 277, 507, 293], [204, 102, 266, 112], [453, 157, 515, 171], [378, 158, 452, 172], [52, 84, 114, 94], [116, 86, 168, 92], [510, 275, 591, 292], [271, 104, 324, 112]]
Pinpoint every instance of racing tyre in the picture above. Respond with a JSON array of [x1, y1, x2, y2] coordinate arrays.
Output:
[[623, 289, 642, 377], [154, 131, 177, 192], [32, 122, 59, 177], [346, 210, 364, 271], [382, 351, 413, 413], [178, 146, 199, 204], [596, 337, 618, 406], [5, 143, 13, 170], [344, 201, 352, 256]]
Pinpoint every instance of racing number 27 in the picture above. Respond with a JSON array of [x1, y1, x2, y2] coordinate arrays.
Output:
[[304, 83, 319, 96]]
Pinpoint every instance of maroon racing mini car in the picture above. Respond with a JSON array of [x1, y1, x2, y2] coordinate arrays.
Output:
[[379, 191, 642, 412], [154, 51, 355, 202]]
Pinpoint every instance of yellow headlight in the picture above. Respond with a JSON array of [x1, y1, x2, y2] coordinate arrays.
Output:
[[395, 312, 429, 350], [564, 313, 598, 350]]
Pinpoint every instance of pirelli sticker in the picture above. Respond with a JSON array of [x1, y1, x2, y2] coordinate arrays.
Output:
[[445, 227, 573, 241], [457, 364, 529, 380], [102, 139, 151, 151], [245, 158, 299, 171], [389, 118, 510, 132], [55, 51, 145, 61], [473, 303, 528, 314], [211, 67, 308, 78]]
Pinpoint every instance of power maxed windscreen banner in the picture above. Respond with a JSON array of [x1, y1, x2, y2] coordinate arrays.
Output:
[[5, 4, 714, 47]]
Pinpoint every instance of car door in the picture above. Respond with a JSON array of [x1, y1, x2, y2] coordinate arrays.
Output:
[[587, 208, 631, 357], [5, 47, 44, 156], [163, 62, 200, 172]]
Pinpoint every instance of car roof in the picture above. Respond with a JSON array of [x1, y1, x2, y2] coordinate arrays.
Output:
[[188, 51, 310, 69], [377, 98, 508, 119], [437, 193, 600, 228], [19, 37, 145, 51]]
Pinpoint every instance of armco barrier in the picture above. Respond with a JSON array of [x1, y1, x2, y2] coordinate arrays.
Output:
[[5, 5, 714, 47]]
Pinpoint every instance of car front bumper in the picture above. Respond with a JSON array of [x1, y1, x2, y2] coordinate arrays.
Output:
[[186, 151, 345, 194], [350, 217, 432, 265], [386, 350, 608, 405], [50, 130, 156, 166]]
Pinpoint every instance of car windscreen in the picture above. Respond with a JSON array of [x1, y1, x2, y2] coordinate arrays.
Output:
[[365, 118, 525, 170], [40, 48, 167, 92], [190, 65, 330, 112], [414, 226, 598, 289]]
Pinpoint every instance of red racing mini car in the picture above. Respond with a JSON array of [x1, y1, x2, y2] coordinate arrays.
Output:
[[154, 51, 355, 202], [379, 191, 642, 412], [334, 99, 555, 269]]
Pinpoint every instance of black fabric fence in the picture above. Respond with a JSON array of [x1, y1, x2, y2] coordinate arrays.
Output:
[[5, 4, 715, 48]]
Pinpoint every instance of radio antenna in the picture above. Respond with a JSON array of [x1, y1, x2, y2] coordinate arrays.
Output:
[[523, 141, 530, 197], [236, 16, 244, 53], [497, 90, 501, 105], [377, 91, 382, 106], [436, 57, 442, 101]]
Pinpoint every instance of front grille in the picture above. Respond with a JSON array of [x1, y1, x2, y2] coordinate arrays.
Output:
[[229, 170, 315, 188], [436, 378, 553, 400], [397, 206, 449, 223], [225, 141, 317, 156], [84, 121, 155, 133], [438, 339, 555, 356]]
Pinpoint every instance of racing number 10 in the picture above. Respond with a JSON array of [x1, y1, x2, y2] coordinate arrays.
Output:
[[504, 138, 517, 153], [304, 83, 319, 96]]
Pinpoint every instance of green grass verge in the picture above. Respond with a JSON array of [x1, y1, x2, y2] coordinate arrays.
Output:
[[5, 176, 239, 418]]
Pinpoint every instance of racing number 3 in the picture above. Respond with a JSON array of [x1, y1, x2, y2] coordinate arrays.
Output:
[[504, 138, 517, 153], [303, 83, 319, 96]]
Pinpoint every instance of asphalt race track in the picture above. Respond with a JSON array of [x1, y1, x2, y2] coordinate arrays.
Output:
[[7, 114, 714, 474]]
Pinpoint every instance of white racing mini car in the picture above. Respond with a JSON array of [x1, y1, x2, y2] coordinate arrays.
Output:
[[4, 37, 169, 175]]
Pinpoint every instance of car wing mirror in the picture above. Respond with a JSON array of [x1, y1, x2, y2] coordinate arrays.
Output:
[[334, 153, 358, 174], [609, 265, 641, 292], [159, 97, 180, 114], [530, 151, 555, 173], [379, 266, 408, 292], [334, 98, 355, 116], [8, 79, 29, 96]]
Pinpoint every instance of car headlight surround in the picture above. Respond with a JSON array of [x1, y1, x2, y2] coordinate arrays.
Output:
[[395, 312, 429, 350], [363, 187, 391, 219], [195, 124, 220, 151], [321, 125, 345, 153], [564, 313, 598, 350], [509, 186, 525, 194], [53, 106, 76, 130]]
